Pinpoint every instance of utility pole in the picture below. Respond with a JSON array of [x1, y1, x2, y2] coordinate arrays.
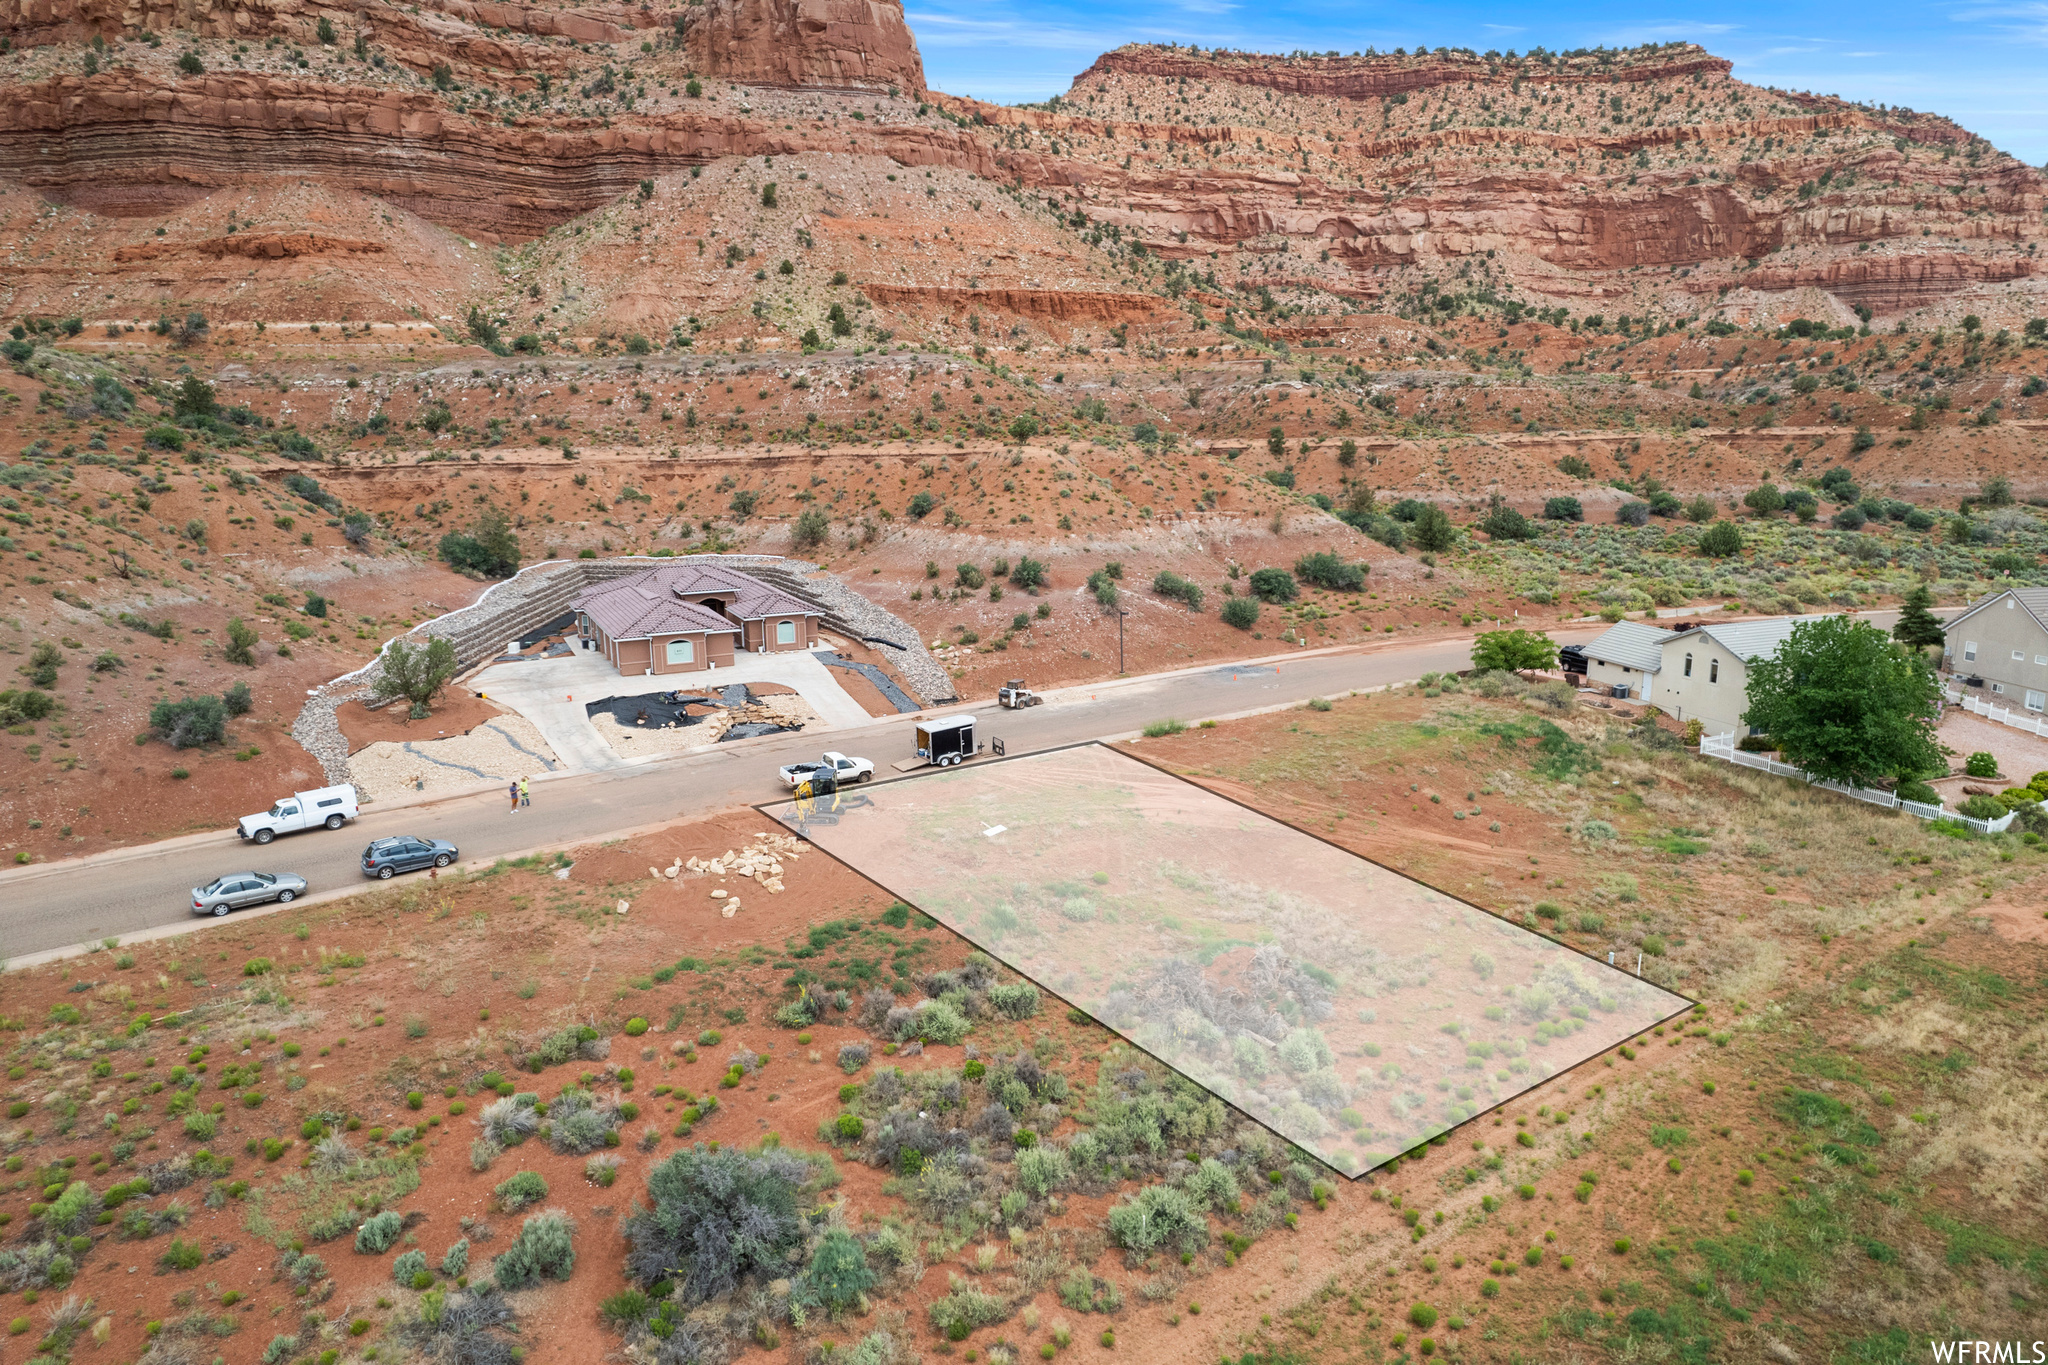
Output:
[[1117, 602, 1127, 675]]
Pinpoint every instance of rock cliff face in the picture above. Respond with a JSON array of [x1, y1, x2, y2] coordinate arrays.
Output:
[[0, 18, 2040, 327], [934, 44, 2045, 321], [681, 0, 924, 92], [1, 0, 924, 89], [0, 69, 981, 238], [1080, 43, 1734, 101]]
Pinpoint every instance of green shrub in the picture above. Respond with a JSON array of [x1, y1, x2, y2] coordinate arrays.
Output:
[[46, 1181, 97, 1234], [622, 1143, 813, 1301], [392, 1249, 427, 1284], [916, 1001, 971, 1046], [624, 1017, 649, 1036], [927, 1279, 1006, 1337], [148, 694, 228, 748], [441, 1238, 469, 1278], [1220, 597, 1259, 630], [986, 982, 1039, 1020], [1294, 551, 1366, 591], [1698, 521, 1744, 557], [1958, 794, 2006, 820], [159, 1237, 205, 1271], [495, 1171, 549, 1212], [1015, 1145, 1070, 1198], [1150, 570, 1204, 611], [1964, 752, 1999, 778], [1896, 780, 1941, 805], [1106, 1184, 1208, 1253], [354, 1211, 402, 1254], [1247, 568, 1297, 603], [799, 1228, 875, 1312], [493, 1211, 576, 1290], [600, 1288, 651, 1326], [1409, 1304, 1438, 1330]]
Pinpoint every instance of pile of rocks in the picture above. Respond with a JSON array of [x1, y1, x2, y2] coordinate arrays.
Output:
[[683, 831, 801, 891]]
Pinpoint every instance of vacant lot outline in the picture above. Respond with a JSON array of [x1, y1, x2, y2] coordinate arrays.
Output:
[[765, 743, 1688, 1175]]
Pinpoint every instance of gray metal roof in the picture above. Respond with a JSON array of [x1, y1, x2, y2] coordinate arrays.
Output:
[[1687, 614, 1837, 662], [1580, 620, 1675, 673], [1943, 588, 2048, 636]]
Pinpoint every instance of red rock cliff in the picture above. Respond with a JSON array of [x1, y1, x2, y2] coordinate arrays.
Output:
[[682, 0, 923, 92]]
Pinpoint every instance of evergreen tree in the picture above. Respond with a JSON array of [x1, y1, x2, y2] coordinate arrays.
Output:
[[1892, 583, 1947, 652]]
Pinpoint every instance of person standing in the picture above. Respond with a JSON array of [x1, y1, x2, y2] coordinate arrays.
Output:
[[518, 776, 531, 809], [508, 779, 519, 813]]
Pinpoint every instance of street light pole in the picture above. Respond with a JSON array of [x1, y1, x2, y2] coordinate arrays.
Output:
[[1117, 603, 1126, 675]]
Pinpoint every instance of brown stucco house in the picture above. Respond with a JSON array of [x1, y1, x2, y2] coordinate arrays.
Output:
[[571, 562, 824, 677]]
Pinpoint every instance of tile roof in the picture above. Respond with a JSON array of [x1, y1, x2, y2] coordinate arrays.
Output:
[[1687, 614, 1835, 661], [570, 561, 822, 641], [572, 582, 739, 642], [1580, 620, 1675, 673], [654, 561, 821, 621]]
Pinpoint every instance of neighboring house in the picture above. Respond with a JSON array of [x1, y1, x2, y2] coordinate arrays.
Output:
[[1650, 615, 1833, 737], [1577, 620, 1673, 699], [1578, 613, 1836, 734], [572, 562, 824, 677], [1942, 587, 2048, 713]]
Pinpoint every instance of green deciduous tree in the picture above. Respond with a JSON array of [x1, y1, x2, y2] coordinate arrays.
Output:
[[372, 637, 460, 717], [1471, 629, 1557, 676], [1741, 615, 1945, 788]]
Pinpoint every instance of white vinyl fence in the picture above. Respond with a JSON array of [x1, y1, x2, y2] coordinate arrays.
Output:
[[1699, 733, 2015, 835], [1942, 686, 2048, 740]]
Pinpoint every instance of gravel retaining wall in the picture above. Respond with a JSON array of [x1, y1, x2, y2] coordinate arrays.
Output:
[[291, 556, 948, 788]]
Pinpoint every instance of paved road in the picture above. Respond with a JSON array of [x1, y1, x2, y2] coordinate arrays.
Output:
[[0, 606, 1920, 962], [1, 633, 1512, 961]]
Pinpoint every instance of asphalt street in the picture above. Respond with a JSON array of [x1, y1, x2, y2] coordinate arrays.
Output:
[[1, 608, 1915, 963]]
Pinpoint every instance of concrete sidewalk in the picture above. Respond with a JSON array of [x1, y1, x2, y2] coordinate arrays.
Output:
[[470, 645, 872, 772]]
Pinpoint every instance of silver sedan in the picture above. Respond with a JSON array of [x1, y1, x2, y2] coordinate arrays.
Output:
[[191, 872, 307, 917]]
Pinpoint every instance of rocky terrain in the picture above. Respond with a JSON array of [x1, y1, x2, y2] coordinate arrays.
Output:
[[3, 7, 2048, 1365]]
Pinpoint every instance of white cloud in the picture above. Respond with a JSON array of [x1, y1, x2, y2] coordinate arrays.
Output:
[[906, 9, 1121, 52], [1950, 1, 2048, 44], [1595, 21, 1737, 46]]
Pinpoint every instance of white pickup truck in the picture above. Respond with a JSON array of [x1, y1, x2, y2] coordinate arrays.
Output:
[[236, 785, 359, 844], [777, 752, 874, 789]]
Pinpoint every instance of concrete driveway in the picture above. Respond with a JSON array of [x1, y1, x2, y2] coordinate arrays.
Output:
[[470, 645, 873, 772]]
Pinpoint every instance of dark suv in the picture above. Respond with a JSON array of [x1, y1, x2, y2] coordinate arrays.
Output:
[[360, 836, 459, 879]]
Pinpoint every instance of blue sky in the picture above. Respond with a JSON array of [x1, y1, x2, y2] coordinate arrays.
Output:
[[908, 0, 2048, 164]]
